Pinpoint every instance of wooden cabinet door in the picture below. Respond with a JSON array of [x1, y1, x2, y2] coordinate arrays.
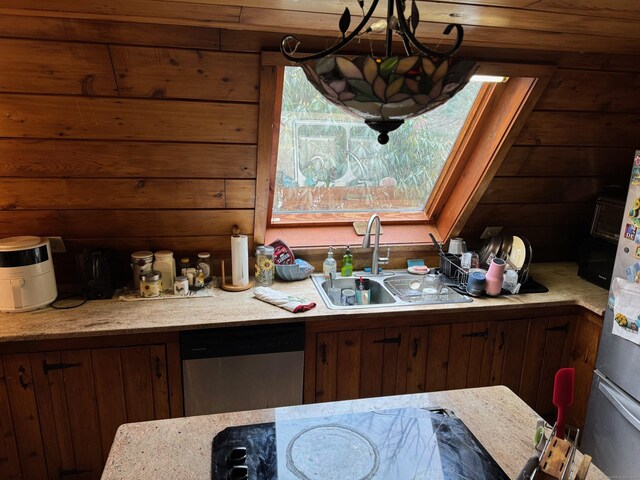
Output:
[[36, 349, 104, 479], [566, 310, 602, 430], [313, 328, 409, 403], [404, 322, 495, 394], [1, 344, 173, 480], [1, 354, 48, 480], [447, 321, 496, 390], [534, 315, 574, 419], [488, 315, 575, 418], [314, 332, 338, 403], [0, 357, 22, 480], [91, 345, 172, 462]]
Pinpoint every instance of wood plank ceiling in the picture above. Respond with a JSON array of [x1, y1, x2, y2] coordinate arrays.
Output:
[[1, 0, 640, 54]]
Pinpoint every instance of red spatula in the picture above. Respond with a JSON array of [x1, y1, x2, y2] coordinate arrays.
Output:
[[553, 367, 575, 440]]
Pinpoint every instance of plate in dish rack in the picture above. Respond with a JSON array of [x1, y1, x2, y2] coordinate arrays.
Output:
[[510, 236, 527, 269]]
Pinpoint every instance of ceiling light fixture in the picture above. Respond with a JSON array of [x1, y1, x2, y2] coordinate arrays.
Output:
[[280, 0, 478, 144]]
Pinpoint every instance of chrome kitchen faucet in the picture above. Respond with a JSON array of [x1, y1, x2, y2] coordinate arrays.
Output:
[[362, 213, 390, 275]]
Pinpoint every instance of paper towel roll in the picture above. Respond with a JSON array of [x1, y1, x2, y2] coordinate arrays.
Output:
[[231, 235, 249, 286]]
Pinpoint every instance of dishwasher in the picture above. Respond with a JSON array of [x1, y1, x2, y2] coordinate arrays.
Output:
[[180, 323, 305, 416]]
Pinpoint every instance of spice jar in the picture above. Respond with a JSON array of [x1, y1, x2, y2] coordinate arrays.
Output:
[[140, 271, 162, 298], [174, 276, 189, 295], [255, 245, 275, 287], [193, 268, 205, 289], [179, 257, 191, 276]]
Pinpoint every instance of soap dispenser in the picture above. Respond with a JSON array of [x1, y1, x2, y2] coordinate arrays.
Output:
[[341, 245, 353, 277], [323, 246, 337, 280]]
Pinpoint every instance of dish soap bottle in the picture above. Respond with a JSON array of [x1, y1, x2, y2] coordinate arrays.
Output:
[[341, 245, 353, 277], [323, 246, 337, 280]]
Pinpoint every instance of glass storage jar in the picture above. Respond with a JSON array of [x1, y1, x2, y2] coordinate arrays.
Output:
[[131, 251, 154, 290], [255, 245, 275, 287], [140, 271, 162, 298], [197, 252, 212, 283], [153, 250, 175, 292]]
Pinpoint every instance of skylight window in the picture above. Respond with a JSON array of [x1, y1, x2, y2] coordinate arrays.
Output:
[[271, 66, 483, 223]]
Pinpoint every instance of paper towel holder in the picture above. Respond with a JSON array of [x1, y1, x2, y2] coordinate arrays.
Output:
[[221, 225, 254, 292], [220, 260, 254, 292]]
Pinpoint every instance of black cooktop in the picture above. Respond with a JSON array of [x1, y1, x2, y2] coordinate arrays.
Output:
[[211, 407, 508, 480]]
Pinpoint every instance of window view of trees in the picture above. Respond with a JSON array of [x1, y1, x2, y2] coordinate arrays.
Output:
[[273, 66, 482, 219]]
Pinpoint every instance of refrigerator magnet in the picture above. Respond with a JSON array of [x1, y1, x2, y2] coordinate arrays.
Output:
[[632, 153, 640, 185], [630, 198, 640, 226], [625, 264, 637, 282], [611, 277, 640, 344], [624, 223, 637, 240]]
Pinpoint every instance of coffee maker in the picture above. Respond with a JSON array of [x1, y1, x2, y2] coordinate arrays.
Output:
[[83, 250, 114, 300]]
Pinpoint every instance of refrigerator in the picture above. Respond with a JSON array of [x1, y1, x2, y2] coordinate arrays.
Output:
[[582, 150, 640, 477]]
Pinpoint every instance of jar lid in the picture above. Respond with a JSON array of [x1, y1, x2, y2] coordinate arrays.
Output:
[[176, 276, 187, 281], [154, 250, 173, 258], [140, 270, 161, 281], [132, 250, 153, 259], [180, 257, 190, 263], [256, 245, 275, 254], [197, 252, 210, 258]]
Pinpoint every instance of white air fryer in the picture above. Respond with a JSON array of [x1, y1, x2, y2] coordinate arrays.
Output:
[[0, 236, 57, 312]]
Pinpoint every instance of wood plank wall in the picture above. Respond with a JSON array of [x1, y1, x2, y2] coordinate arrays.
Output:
[[0, 26, 260, 285], [461, 60, 640, 260], [0, 16, 639, 287]]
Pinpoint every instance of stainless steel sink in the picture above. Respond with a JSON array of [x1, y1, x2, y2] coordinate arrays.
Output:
[[313, 276, 397, 309], [311, 271, 472, 310], [383, 275, 472, 305]]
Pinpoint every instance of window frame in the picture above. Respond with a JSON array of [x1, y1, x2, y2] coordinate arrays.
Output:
[[254, 53, 554, 248]]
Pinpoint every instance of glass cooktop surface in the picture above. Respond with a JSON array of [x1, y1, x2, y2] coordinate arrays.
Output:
[[211, 407, 508, 480]]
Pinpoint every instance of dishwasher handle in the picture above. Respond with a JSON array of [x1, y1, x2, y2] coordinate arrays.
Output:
[[180, 323, 305, 359]]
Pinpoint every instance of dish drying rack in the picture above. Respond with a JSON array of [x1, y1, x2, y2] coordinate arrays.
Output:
[[438, 253, 470, 290], [438, 249, 532, 290]]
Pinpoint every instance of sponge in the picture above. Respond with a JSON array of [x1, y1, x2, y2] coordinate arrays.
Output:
[[407, 258, 425, 267]]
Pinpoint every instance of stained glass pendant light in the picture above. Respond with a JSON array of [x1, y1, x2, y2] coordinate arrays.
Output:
[[280, 0, 478, 144]]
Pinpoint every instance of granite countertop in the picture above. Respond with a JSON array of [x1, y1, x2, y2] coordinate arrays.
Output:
[[0, 262, 607, 343], [102, 385, 607, 480]]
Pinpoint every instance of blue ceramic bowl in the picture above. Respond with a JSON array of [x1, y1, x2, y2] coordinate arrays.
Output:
[[275, 259, 315, 281]]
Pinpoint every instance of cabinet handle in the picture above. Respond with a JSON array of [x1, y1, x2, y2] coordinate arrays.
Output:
[[321, 342, 327, 365], [373, 335, 401, 344], [154, 357, 162, 379], [43, 360, 82, 374], [18, 366, 28, 390], [412, 338, 419, 358], [546, 323, 569, 333], [59, 468, 93, 477], [462, 328, 489, 338]]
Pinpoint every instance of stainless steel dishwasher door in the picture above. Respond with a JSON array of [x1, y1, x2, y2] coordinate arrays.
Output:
[[181, 323, 305, 416]]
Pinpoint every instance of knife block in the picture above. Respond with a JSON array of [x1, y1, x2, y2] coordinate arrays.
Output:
[[534, 421, 580, 480], [536, 435, 574, 479]]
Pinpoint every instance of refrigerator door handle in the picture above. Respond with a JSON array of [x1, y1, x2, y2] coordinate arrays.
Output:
[[599, 379, 640, 432]]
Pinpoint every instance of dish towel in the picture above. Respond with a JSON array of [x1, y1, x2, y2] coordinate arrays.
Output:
[[253, 287, 316, 313]]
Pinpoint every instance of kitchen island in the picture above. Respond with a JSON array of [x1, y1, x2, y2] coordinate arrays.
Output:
[[102, 385, 607, 479]]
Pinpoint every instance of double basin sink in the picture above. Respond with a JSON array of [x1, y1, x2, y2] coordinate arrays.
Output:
[[311, 271, 472, 310]]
